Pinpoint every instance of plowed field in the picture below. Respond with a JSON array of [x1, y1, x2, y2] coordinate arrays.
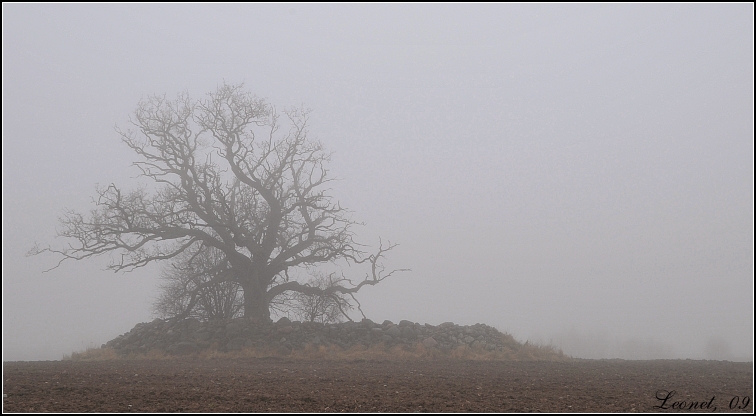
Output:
[[3, 358, 752, 412]]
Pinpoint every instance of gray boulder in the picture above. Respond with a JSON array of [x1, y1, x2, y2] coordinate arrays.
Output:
[[422, 337, 438, 348]]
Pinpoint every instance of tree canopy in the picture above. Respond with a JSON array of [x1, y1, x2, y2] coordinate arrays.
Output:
[[32, 83, 406, 321]]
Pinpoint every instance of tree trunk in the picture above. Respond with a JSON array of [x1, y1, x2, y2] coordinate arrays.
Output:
[[241, 280, 271, 322]]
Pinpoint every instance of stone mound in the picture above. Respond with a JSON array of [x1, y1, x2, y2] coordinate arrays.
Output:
[[103, 317, 528, 357]]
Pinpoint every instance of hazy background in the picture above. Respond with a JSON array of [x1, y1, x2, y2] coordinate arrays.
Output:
[[3, 4, 753, 361]]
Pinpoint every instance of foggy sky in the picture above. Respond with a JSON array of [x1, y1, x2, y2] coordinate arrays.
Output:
[[3, 4, 753, 361]]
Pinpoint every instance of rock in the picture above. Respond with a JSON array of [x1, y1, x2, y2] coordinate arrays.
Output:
[[401, 327, 416, 339], [386, 326, 401, 338], [361, 318, 375, 328], [225, 322, 244, 335], [422, 337, 438, 348], [192, 329, 211, 341], [342, 321, 357, 330], [186, 318, 201, 331], [105, 317, 525, 358]]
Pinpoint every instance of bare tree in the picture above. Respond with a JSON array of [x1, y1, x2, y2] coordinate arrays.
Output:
[[153, 246, 349, 323], [288, 271, 354, 323], [153, 244, 243, 321], [30, 83, 407, 321]]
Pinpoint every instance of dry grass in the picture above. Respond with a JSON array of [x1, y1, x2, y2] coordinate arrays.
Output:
[[66, 339, 567, 362], [65, 347, 122, 361]]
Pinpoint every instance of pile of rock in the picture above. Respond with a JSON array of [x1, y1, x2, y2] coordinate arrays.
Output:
[[103, 317, 524, 357]]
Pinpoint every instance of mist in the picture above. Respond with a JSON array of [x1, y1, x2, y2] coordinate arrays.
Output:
[[3, 4, 753, 362]]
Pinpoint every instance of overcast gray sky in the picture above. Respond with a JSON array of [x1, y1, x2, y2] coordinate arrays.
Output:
[[3, 4, 753, 361]]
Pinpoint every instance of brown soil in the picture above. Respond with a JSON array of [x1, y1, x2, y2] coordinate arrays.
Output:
[[3, 358, 752, 412]]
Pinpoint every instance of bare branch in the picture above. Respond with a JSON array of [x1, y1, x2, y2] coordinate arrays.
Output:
[[30, 82, 408, 321]]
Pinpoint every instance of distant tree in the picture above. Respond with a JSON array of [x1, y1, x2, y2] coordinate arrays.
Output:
[[31, 82, 407, 321], [153, 244, 243, 321], [289, 271, 355, 323]]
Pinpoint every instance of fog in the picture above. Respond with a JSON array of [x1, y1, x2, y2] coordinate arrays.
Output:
[[3, 4, 753, 361]]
